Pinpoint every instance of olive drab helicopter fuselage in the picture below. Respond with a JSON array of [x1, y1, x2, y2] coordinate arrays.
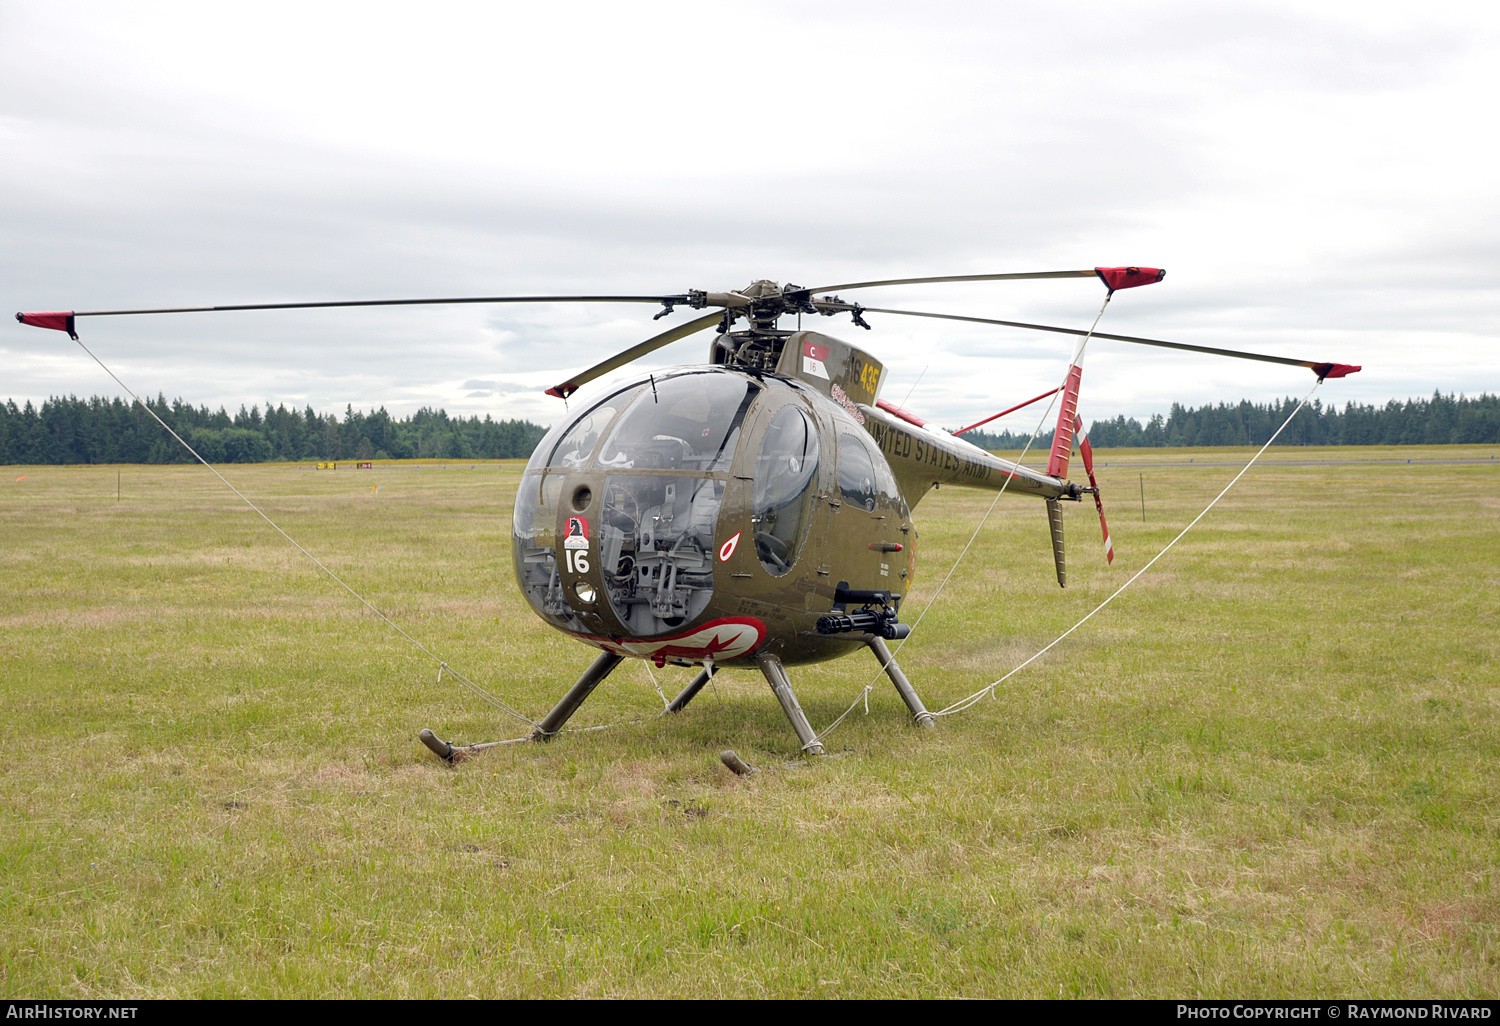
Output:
[[510, 317, 1097, 754], [16, 268, 1360, 757], [515, 329, 1073, 660]]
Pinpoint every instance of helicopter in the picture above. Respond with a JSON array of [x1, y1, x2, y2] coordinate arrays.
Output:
[[16, 267, 1359, 757]]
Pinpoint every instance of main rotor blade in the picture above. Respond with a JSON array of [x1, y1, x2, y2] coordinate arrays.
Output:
[[800, 270, 1097, 297], [57, 294, 687, 319], [822, 303, 1360, 379], [545, 311, 724, 399]]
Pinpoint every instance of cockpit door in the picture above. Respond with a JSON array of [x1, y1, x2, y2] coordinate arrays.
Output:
[[828, 428, 909, 593], [713, 389, 826, 590], [748, 400, 823, 578]]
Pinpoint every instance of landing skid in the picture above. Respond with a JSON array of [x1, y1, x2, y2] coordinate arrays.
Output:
[[418, 639, 935, 761]]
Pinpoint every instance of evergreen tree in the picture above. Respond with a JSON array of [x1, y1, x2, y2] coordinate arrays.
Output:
[[4, 392, 1496, 465], [0, 396, 549, 465]]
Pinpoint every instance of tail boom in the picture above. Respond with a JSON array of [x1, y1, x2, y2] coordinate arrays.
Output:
[[860, 402, 1075, 510]]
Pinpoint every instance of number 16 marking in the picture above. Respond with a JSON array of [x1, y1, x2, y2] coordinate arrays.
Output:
[[566, 549, 590, 574]]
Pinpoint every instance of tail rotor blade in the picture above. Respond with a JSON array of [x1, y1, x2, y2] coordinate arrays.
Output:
[[1075, 414, 1115, 565]]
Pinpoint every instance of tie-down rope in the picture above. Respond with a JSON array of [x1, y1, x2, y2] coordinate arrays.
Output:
[[71, 335, 541, 731], [932, 377, 1321, 718], [807, 370, 1322, 747], [804, 295, 1113, 750]]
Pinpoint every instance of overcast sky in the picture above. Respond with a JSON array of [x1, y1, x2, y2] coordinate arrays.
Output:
[[4, 1, 1497, 432]]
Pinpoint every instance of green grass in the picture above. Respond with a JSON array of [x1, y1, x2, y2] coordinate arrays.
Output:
[[1, 447, 1497, 997]]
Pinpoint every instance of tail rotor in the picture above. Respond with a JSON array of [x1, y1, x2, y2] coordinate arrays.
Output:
[[1074, 414, 1114, 565], [1039, 293, 1116, 577]]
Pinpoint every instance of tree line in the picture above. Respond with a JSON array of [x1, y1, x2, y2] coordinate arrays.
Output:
[[961, 392, 1500, 450], [3, 390, 1496, 465], [0, 395, 549, 464]]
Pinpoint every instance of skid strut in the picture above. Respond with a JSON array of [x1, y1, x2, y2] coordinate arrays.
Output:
[[530, 651, 624, 741], [867, 637, 935, 728], [757, 652, 823, 755], [666, 664, 714, 714]]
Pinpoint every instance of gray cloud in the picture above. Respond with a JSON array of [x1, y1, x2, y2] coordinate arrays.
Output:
[[3, 2, 1496, 432]]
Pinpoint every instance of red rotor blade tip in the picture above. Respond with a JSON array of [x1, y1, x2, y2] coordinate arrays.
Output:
[[1311, 362, 1361, 380], [1094, 267, 1165, 292], [16, 311, 77, 338]]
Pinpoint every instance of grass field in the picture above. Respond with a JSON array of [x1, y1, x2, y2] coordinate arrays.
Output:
[[2, 446, 1497, 998]]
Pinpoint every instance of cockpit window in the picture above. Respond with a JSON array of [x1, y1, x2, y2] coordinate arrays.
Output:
[[595, 372, 758, 472], [544, 385, 644, 469], [598, 475, 722, 635], [752, 403, 820, 576], [512, 470, 587, 633], [838, 431, 899, 512], [838, 433, 878, 512]]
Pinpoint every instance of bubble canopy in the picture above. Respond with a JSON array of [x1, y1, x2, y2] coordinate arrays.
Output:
[[513, 370, 765, 638], [527, 370, 760, 474]]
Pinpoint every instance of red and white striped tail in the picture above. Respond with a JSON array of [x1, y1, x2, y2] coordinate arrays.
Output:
[[1046, 302, 1117, 565], [1075, 414, 1115, 565], [1046, 361, 1084, 479]]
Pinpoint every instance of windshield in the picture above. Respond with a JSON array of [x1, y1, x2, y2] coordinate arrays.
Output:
[[598, 474, 723, 635], [596, 372, 758, 472], [545, 385, 644, 469]]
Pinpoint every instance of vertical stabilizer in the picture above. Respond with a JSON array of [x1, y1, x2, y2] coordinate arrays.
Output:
[[1046, 342, 1087, 479]]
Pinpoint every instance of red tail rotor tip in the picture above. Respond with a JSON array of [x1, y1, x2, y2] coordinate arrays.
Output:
[[1094, 267, 1165, 292]]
